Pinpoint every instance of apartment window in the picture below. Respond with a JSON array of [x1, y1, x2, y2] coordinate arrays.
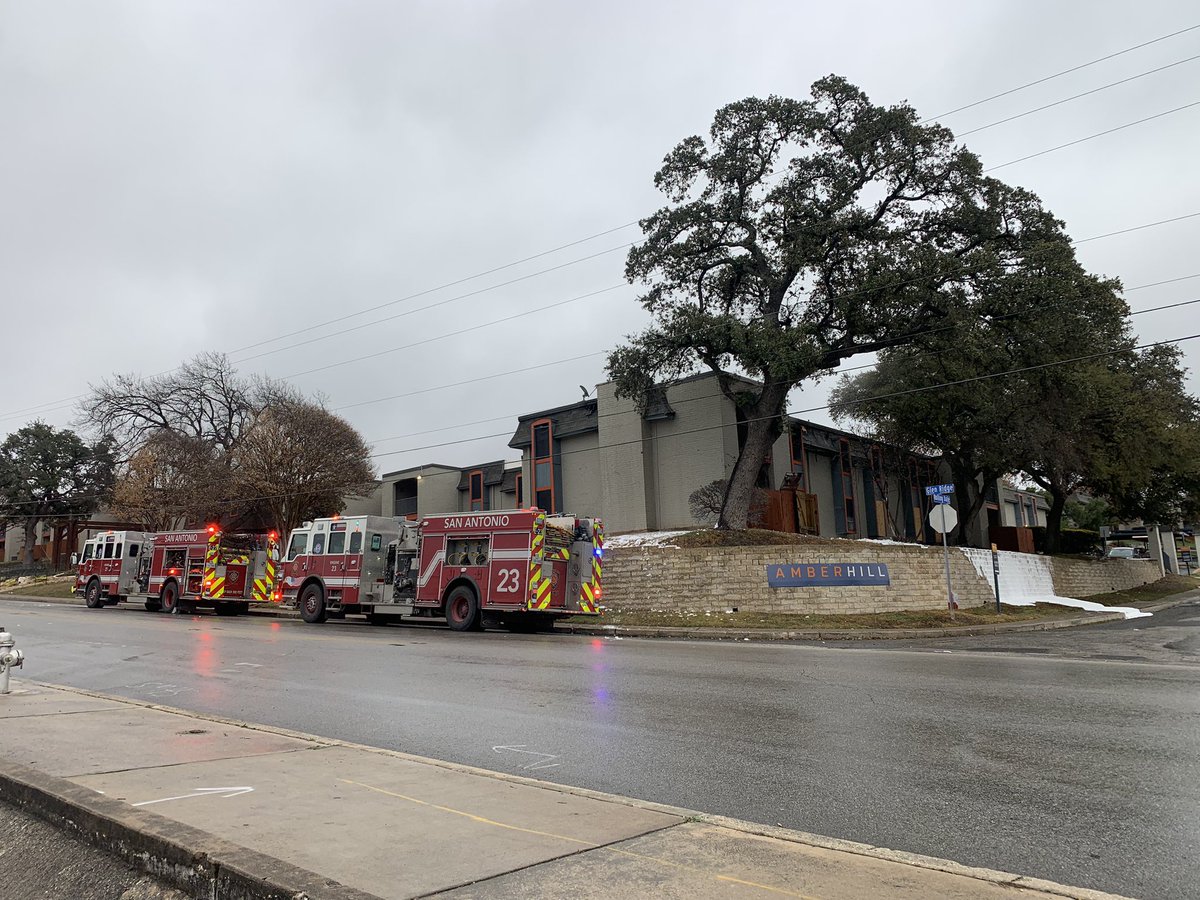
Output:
[[515, 473, 524, 509], [469, 469, 485, 512], [839, 438, 857, 535], [532, 419, 555, 512], [1025, 496, 1038, 528], [789, 429, 807, 491]]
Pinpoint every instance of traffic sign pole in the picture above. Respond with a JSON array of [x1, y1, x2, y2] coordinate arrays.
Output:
[[927, 504, 959, 619], [942, 525, 954, 619], [991, 543, 1001, 614]]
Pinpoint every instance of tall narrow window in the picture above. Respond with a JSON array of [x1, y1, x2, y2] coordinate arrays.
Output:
[[789, 429, 807, 491], [531, 419, 555, 512], [869, 445, 887, 539], [908, 457, 925, 541], [469, 469, 485, 512], [839, 438, 857, 535], [515, 473, 523, 509]]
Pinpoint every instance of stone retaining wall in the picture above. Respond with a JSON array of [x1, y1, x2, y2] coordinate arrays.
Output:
[[1049, 557, 1159, 598], [601, 542, 1163, 615], [602, 543, 991, 615]]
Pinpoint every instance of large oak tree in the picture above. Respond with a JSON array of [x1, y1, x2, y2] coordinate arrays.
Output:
[[0, 423, 115, 565], [608, 76, 1060, 529]]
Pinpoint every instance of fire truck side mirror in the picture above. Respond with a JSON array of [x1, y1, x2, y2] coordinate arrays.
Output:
[[70, 553, 78, 566]]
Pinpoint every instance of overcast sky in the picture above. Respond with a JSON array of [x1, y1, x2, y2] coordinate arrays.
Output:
[[2, 0, 1197, 476]]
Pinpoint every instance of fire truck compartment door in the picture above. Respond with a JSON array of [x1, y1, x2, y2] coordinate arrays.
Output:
[[222, 563, 248, 598], [563, 541, 592, 612]]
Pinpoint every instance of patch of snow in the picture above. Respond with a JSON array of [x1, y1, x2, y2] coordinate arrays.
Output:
[[605, 530, 689, 549], [959, 547, 1149, 620]]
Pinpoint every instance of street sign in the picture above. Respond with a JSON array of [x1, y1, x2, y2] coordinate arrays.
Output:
[[925, 483, 955, 496], [931, 494, 951, 505], [927, 505, 958, 534]]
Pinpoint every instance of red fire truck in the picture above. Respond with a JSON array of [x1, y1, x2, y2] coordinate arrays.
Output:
[[281, 509, 603, 630], [75, 530, 152, 608], [78, 526, 281, 616]]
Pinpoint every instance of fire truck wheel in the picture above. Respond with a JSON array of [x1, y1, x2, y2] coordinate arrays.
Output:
[[444, 585, 480, 632], [299, 583, 327, 624], [84, 579, 105, 609], [160, 582, 180, 615]]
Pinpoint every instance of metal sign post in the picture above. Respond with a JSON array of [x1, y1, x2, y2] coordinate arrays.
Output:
[[990, 543, 1001, 613], [928, 504, 959, 619]]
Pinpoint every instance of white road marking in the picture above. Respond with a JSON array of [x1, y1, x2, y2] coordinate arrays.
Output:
[[492, 744, 560, 771], [132, 786, 254, 807]]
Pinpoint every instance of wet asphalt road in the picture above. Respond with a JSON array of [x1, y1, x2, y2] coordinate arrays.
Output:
[[3, 596, 1199, 900]]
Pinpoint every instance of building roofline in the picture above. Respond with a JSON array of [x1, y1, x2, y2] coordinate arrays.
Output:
[[379, 463, 461, 479]]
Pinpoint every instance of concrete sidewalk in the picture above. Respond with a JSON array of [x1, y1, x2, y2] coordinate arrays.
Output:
[[0, 679, 1128, 900]]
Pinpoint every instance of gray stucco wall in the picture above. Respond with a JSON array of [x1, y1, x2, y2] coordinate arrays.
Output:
[[417, 470, 461, 517], [558, 431, 601, 516], [596, 383, 652, 532], [644, 377, 734, 530]]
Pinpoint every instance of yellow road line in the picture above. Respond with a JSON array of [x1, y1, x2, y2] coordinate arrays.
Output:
[[340, 777, 592, 849], [338, 778, 819, 899]]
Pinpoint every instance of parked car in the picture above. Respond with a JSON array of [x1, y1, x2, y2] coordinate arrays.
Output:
[[1105, 546, 1136, 559]]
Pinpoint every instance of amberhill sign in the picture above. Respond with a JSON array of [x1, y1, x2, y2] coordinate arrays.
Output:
[[766, 562, 891, 588]]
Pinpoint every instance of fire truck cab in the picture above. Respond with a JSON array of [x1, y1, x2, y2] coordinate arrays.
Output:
[[75, 530, 151, 608], [78, 526, 281, 616], [282, 509, 603, 631]]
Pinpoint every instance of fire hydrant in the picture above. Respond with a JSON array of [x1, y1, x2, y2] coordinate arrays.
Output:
[[0, 626, 24, 694]]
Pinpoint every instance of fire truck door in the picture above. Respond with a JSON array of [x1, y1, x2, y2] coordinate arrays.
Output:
[[186, 554, 205, 595], [222, 560, 249, 598], [563, 540, 594, 612], [326, 524, 351, 597]]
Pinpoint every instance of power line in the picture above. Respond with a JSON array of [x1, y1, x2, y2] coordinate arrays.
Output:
[[281, 284, 628, 381], [3, 209, 1198, 429], [231, 243, 633, 366], [6, 58, 1200, 423], [364, 291, 1200, 434], [956, 53, 1200, 137], [364, 332, 1200, 463], [6, 330, 1197, 513], [928, 23, 1200, 120], [227, 225, 638, 356], [336, 353, 608, 414], [984, 100, 1200, 171]]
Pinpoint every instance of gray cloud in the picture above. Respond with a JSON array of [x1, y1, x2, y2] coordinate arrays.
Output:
[[2, 0, 1196, 473]]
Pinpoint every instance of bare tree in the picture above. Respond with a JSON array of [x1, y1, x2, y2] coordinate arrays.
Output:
[[79, 352, 267, 455], [230, 399, 376, 539], [109, 431, 227, 531], [689, 479, 767, 526]]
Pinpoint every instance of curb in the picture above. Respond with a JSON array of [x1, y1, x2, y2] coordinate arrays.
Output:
[[557, 611, 1127, 641], [4, 589, 1195, 640], [0, 756, 377, 900], [22, 679, 1132, 900]]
